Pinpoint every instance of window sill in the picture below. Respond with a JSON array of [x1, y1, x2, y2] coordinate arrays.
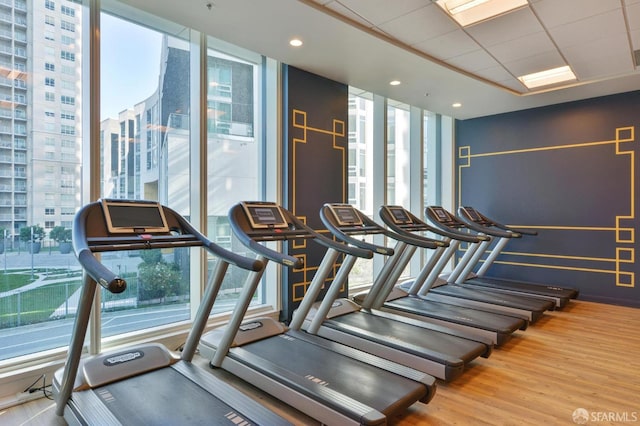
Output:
[[0, 304, 280, 410]]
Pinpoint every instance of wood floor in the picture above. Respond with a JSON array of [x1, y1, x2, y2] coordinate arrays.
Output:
[[3, 300, 639, 425]]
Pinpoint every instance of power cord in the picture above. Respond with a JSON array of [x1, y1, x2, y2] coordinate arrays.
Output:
[[22, 374, 53, 400]]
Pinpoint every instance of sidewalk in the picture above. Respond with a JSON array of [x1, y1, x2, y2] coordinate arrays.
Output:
[[0, 249, 80, 270]]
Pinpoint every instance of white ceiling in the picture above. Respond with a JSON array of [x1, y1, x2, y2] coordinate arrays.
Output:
[[122, 0, 640, 119]]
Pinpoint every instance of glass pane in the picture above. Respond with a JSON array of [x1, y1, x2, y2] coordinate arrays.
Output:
[[387, 101, 410, 206], [423, 112, 429, 208], [387, 101, 411, 280], [98, 10, 191, 337], [347, 89, 374, 289], [206, 37, 263, 311], [0, 0, 86, 361]]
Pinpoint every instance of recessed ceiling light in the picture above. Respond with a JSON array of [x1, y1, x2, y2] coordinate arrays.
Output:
[[389, 80, 401, 86], [435, 0, 528, 26], [452, 102, 462, 108], [518, 65, 576, 89], [289, 38, 303, 47]]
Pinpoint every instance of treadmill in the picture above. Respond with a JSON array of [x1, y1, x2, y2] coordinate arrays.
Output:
[[456, 206, 579, 308], [52, 198, 290, 426], [306, 203, 491, 382], [199, 202, 434, 426], [360, 205, 526, 346], [422, 206, 555, 323]]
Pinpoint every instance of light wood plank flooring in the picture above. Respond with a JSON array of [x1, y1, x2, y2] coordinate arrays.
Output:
[[2, 300, 639, 425]]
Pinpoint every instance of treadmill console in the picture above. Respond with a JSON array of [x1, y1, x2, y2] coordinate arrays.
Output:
[[383, 206, 414, 225], [327, 204, 364, 226], [428, 207, 452, 223], [101, 199, 169, 234], [460, 206, 484, 223], [241, 202, 289, 229]]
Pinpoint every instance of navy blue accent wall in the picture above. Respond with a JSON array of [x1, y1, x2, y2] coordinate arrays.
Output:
[[456, 90, 640, 307], [281, 66, 348, 322]]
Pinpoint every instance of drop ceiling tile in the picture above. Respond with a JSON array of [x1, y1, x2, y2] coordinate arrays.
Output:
[[627, 2, 640, 31], [501, 50, 565, 76], [496, 78, 528, 93], [332, 0, 429, 26], [562, 34, 635, 79], [487, 31, 557, 63], [323, 2, 373, 27], [378, 4, 458, 46], [413, 29, 480, 60], [465, 7, 542, 47], [531, 0, 621, 28], [549, 9, 627, 48], [472, 65, 514, 82], [445, 49, 501, 73]]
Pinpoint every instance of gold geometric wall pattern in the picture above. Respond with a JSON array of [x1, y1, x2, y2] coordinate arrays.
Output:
[[459, 126, 635, 288]]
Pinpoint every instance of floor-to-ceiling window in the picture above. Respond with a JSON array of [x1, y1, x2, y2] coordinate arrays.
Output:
[[386, 100, 410, 207], [0, 0, 85, 361], [97, 8, 193, 339], [205, 38, 265, 312], [0, 0, 269, 364], [347, 88, 437, 289], [347, 88, 374, 288]]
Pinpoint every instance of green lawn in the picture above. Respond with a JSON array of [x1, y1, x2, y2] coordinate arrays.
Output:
[[0, 272, 34, 293], [0, 280, 83, 328]]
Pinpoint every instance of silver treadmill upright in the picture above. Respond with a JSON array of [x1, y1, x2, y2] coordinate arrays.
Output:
[[360, 205, 527, 346], [421, 206, 555, 323], [455, 206, 579, 308], [301, 203, 491, 383], [52, 198, 290, 426], [199, 201, 434, 426]]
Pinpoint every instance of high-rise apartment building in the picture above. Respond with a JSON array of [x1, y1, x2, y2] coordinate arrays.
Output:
[[0, 0, 83, 246], [0, 0, 29, 242]]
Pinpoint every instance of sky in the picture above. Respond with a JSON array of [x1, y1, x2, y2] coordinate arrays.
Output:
[[100, 13, 162, 120]]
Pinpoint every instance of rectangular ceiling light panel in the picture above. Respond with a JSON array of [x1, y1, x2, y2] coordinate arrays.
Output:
[[518, 65, 577, 89], [436, 0, 529, 26]]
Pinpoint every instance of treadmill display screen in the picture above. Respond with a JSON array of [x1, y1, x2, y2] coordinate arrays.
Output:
[[386, 206, 413, 225], [431, 207, 449, 222], [328, 205, 363, 226], [462, 207, 482, 222], [102, 199, 169, 234], [242, 203, 288, 229]]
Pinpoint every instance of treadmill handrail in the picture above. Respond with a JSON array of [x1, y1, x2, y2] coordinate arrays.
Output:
[[229, 203, 302, 267], [424, 207, 489, 243], [460, 206, 538, 236], [320, 205, 393, 255], [378, 206, 449, 249], [281, 208, 374, 259], [167, 205, 264, 272], [73, 204, 126, 293], [456, 208, 519, 238], [229, 203, 373, 267], [321, 204, 440, 253], [73, 202, 264, 294]]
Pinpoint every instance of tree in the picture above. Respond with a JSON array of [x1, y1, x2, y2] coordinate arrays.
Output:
[[19, 225, 45, 242], [137, 249, 181, 301], [49, 226, 72, 243]]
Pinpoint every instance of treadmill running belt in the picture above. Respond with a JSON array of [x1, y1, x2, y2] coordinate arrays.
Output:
[[237, 333, 426, 416], [328, 311, 486, 364], [95, 367, 257, 425], [385, 296, 525, 334]]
